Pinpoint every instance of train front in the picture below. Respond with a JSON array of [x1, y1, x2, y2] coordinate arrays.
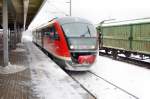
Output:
[[60, 17, 98, 71]]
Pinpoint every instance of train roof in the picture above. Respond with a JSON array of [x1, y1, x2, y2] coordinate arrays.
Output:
[[102, 18, 150, 27], [33, 17, 93, 31], [56, 17, 93, 25]]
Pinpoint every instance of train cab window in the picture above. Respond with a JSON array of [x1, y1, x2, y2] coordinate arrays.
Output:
[[61, 23, 97, 37]]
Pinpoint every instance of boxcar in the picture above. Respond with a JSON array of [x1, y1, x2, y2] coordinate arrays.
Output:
[[99, 18, 150, 58]]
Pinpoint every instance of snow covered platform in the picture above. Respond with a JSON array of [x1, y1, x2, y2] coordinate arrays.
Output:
[[0, 41, 95, 99]]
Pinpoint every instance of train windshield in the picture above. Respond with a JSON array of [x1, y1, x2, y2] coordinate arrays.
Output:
[[61, 23, 97, 50], [61, 23, 97, 37]]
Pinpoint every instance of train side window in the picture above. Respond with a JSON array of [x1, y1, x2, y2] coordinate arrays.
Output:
[[43, 27, 50, 36], [49, 27, 55, 39], [49, 25, 59, 40], [45, 32, 50, 36]]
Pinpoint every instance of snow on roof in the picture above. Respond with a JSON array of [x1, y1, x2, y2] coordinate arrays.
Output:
[[56, 16, 92, 25], [32, 17, 93, 31], [102, 18, 150, 27]]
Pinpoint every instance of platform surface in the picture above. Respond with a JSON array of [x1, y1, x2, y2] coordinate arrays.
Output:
[[0, 43, 32, 99], [0, 40, 94, 99]]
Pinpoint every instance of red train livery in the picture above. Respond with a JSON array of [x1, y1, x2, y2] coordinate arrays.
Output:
[[32, 17, 98, 71]]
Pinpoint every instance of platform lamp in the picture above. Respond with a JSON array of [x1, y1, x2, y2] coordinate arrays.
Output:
[[66, 0, 72, 16]]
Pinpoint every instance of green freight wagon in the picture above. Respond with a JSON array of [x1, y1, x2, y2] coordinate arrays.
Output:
[[99, 18, 150, 58]]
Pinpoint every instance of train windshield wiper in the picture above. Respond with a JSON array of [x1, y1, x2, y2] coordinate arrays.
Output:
[[80, 26, 91, 37]]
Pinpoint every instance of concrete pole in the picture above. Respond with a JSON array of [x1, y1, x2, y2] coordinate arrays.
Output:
[[2, 0, 9, 66], [23, 0, 29, 31], [14, 21, 17, 48], [66, 0, 72, 16], [17, 28, 19, 43], [70, 0, 72, 16], [17, 26, 20, 43]]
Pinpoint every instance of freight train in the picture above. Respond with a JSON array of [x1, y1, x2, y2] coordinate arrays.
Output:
[[32, 17, 98, 71], [98, 18, 150, 59]]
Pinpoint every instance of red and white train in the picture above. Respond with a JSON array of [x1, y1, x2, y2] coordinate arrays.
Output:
[[32, 17, 98, 71]]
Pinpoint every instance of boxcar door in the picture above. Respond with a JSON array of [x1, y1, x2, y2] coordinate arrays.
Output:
[[132, 23, 150, 54]]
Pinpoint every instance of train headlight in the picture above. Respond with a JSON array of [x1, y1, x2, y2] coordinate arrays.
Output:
[[90, 45, 95, 49], [70, 45, 74, 49]]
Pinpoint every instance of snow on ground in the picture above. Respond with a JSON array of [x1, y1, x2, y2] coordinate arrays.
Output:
[[0, 63, 26, 74], [16, 43, 24, 47], [30, 60, 84, 99], [26, 41, 92, 99], [91, 55, 150, 99], [22, 30, 33, 42], [70, 71, 136, 99], [11, 48, 26, 52]]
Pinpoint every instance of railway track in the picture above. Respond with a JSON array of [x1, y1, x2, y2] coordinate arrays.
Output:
[[67, 70, 139, 99], [87, 71, 139, 99], [99, 51, 150, 68], [65, 71, 97, 99]]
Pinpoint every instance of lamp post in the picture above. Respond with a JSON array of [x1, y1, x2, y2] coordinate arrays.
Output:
[[66, 0, 72, 16]]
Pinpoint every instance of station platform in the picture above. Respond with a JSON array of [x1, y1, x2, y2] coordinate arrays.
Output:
[[0, 42, 32, 99], [0, 40, 94, 99]]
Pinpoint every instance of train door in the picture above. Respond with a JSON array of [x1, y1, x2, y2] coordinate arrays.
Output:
[[36, 29, 42, 47], [43, 24, 60, 56], [43, 26, 52, 52], [49, 25, 60, 56]]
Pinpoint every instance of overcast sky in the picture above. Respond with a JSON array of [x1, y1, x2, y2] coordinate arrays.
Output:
[[28, 0, 150, 29]]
